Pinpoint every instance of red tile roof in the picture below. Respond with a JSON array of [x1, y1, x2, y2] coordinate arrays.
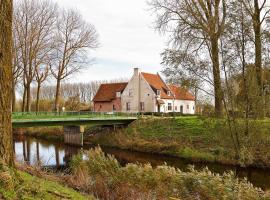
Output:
[[168, 84, 195, 101], [141, 72, 173, 99], [93, 82, 128, 102]]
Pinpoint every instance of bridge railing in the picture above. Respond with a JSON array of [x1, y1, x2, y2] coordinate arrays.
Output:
[[12, 111, 138, 120]]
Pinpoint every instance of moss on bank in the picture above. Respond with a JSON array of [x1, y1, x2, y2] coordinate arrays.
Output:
[[0, 161, 93, 200], [0, 171, 93, 199]]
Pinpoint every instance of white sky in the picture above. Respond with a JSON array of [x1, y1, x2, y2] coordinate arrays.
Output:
[[55, 0, 167, 82]]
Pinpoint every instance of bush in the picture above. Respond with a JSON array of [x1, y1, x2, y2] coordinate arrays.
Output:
[[70, 147, 270, 200]]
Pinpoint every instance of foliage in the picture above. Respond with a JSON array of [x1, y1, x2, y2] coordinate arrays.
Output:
[[70, 147, 270, 200]]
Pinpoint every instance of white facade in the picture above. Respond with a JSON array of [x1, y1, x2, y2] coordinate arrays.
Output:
[[121, 68, 196, 114], [121, 68, 156, 112]]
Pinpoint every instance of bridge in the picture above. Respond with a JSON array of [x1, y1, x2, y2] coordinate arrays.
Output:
[[12, 112, 137, 146]]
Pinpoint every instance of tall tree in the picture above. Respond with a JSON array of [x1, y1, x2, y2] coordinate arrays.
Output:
[[0, 0, 14, 166], [150, 0, 227, 117], [13, 0, 57, 112], [51, 9, 99, 112], [241, 0, 270, 92]]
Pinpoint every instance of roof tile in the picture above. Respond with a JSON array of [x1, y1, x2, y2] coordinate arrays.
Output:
[[168, 84, 195, 101], [93, 82, 128, 102]]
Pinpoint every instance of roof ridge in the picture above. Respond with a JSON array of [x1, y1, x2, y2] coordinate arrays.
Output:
[[100, 82, 128, 85]]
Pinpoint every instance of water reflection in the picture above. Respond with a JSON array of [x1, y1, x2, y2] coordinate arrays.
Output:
[[13, 135, 270, 190]]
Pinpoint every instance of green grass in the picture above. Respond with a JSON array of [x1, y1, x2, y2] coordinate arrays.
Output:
[[90, 116, 270, 167], [0, 171, 94, 200]]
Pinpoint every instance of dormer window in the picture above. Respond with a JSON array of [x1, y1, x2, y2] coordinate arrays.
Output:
[[157, 90, 161, 96], [167, 91, 171, 96], [116, 92, 121, 98]]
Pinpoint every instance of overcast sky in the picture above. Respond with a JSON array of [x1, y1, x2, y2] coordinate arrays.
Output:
[[55, 0, 167, 82]]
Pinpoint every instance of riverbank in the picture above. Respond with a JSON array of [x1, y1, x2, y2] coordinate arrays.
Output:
[[67, 147, 270, 199], [17, 116, 270, 168], [0, 163, 93, 199], [88, 116, 270, 168]]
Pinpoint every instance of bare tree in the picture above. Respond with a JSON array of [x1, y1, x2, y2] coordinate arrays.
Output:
[[13, 0, 57, 112], [149, 0, 227, 117], [51, 9, 99, 112], [35, 64, 50, 112], [241, 0, 270, 93], [0, 0, 14, 166], [12, 38, 23, 111]]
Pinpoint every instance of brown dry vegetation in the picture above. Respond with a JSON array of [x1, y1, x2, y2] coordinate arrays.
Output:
[[66, 147, 270, 200]]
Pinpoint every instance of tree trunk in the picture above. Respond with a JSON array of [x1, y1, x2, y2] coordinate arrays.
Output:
[[211, 37, 223, 117], [0, 0, 14, 166], [35, 82, 41, 112], [22, 85, 26, 112], [253, 0, 264, 118], [253, 0, 262, 91], [54, 78, 61, 112], [26, 82, 31, 112], [12, 79, 16, 112]]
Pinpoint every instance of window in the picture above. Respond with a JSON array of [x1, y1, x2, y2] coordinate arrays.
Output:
[[99, 105, 102, 109], [193, 106, 195, 110], [175, 106, 177, 111], [116, 92, 121, 98], [126, 102, 131, 111], [167, 91, 171, 96], [113, 105, 116, 111], [180, 105, 183, 113], [187, 104, 189, 109], [168, 103, 172, 111], [140, 102, 145, 111], [157, 90, 161, 96], [129, 89, 133, 97]]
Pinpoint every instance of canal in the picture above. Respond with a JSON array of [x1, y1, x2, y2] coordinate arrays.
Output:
[[14, 135, 270, 191]]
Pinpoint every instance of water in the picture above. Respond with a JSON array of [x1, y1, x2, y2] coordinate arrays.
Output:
[[14, 135, 270, 190]]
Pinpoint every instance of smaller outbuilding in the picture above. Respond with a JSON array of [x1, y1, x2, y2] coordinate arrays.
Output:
[[93, 82, 128, 112]]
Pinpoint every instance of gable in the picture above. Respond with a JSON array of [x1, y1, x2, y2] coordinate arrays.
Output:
[[141, 72, 173, 99]]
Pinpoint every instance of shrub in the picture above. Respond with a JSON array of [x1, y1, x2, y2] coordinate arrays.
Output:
[[70, 147, 270, 200]]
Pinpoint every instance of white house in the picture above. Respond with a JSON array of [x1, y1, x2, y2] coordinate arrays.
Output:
[[120, 68, 196, 114]]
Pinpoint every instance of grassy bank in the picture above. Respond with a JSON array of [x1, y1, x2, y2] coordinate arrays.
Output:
[[89, 116, 270, 168], [19, 127, 64, 142], [0, 163, 93, 199], [68, 147, 270, 200]]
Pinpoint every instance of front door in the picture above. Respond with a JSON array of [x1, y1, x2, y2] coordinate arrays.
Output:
[[180, 105, 183, 114], [158, 105, 161, 113]]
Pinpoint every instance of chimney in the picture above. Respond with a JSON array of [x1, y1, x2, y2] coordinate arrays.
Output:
[[134, 67, 140, 76]]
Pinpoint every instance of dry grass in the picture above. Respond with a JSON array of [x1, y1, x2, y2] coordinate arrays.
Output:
[[66, 147, 270, 200]]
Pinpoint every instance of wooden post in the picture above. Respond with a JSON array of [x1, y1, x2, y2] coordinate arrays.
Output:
[[64, 126, 84, 146]]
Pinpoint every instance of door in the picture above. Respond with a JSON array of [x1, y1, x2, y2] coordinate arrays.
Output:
[[180, 105, 183, 114]]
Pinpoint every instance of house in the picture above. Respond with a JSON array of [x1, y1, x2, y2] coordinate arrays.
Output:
[[93, 82, 128, 112], [93, 68, 196, 114], [121, 68, 195, 113]]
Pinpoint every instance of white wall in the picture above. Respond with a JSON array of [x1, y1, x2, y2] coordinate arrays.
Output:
[[156, 99, 195, 114], [121, 69, 156, 112]]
